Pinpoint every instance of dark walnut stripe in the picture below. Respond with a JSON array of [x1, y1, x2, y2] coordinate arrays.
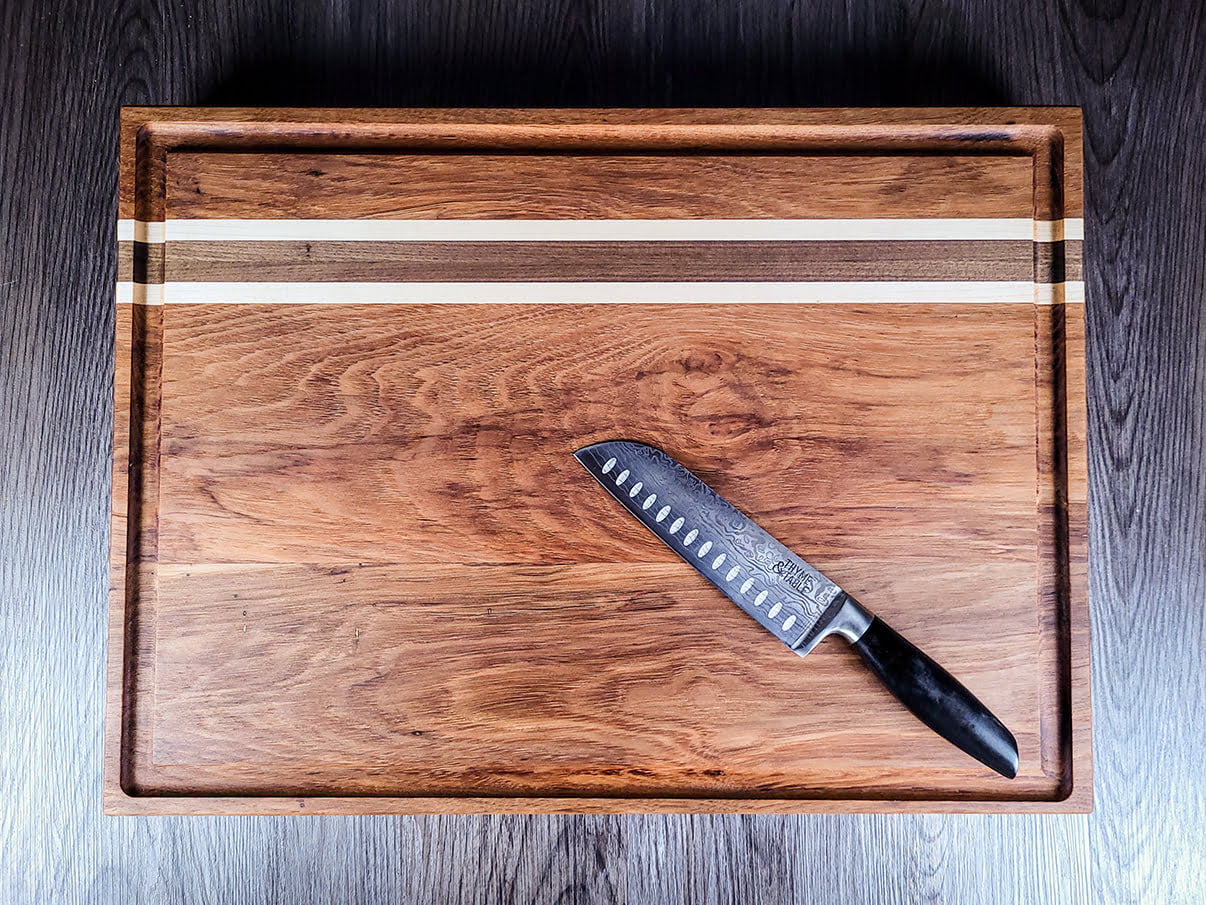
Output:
[[123, 241, 165, 283], [122, 239, 1083, 284], [1035, 241, 1083, 282]]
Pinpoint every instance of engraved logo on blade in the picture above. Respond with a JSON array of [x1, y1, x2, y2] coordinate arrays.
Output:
[[772, 560, 817, 596]]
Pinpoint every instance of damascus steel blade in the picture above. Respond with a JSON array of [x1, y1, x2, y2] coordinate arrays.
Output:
[[574, 440, 848, 654]]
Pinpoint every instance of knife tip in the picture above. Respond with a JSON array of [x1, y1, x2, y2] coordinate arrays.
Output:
[[571, 442, 600, 462], [571, 444, 599, 468], [574, 439, 660, 453], [572, 439, 655, 464]]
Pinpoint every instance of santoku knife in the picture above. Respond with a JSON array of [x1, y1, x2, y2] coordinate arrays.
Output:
[[574, 440, 1019, 779]]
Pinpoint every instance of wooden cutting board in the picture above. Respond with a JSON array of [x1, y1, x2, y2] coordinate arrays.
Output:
[[107, 108, 1090, 814]]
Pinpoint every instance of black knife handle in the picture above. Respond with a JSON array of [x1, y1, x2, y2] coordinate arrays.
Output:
[[849, 616, 1019, 779]]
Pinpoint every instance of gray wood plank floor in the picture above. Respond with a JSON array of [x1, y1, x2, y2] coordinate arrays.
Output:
[[2, 1, 1203, 901]]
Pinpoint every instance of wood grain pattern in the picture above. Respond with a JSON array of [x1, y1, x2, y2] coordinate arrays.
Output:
[[153, 303, 1043, 565], [141, 560, 1039, 792], [119, 111, 1080, 231], [121, 239, 1080, 283], [6, 0, 1202, 901], [119, 107, 1084, 219], [164, 152, 1037, 220]]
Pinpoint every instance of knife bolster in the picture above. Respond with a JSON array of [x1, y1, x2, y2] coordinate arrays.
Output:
[[826, 593, 875, 643], [792, 592, 873, 657]]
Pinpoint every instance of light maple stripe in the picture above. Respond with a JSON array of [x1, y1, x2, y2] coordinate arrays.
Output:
[[116, 218, 1086, 244], [117, 220, 166, 243], [115, 282, 164, 305], [114, 280, 1085, 305]]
